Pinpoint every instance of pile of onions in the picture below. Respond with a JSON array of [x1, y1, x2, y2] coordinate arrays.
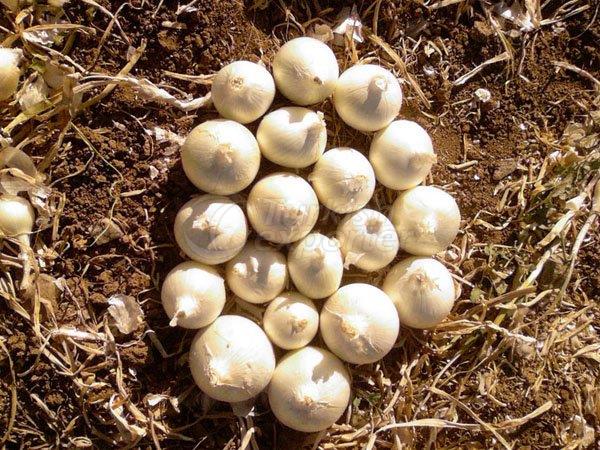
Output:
[[160, 35, 464, 435]]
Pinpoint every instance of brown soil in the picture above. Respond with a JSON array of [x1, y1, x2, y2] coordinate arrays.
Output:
[[1, 0, 599, 448]]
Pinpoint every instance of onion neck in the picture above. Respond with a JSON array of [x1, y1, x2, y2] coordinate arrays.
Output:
[[345, 175, 367, 194], [407, 268, 437, 293], [290, 317, 308, 334], [193, 214, 221, 238], [170, 295, 195, 326], [366, 218, 382, 234], [229, 75, 245, 91], [340, 315, 367, 339], [416, 214, 437, 236], [215, 144, 234, 166], [369, 75, 388, 94]]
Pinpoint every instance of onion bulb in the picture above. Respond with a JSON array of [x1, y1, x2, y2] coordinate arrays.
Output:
[[320, 283, 399, 364], [370, 120, 437, 190], [256, 107, 327, 168], [389, 186, 460, 256], [268, 346, 350, 432], [181, 119, 260, 195], [246, 172, 319, 244], [333, 64, 402, 132], [0, 194, 35, 244], [189, 315, 275, 402], [211, 60, 275, 124], [161, 261, 225, 328], [288, 233, 343, 299], [263, 292, 319, 350], [174, 194, 247, 265], [309, 147, 375, 214], [273, 37, 339, 105], [0, 48, 22, 102], [336, 208, 398, 272], [383, 257, 455, 329], [225, 241, 287, 304]]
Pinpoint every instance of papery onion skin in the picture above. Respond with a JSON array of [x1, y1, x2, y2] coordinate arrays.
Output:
[[174, 194, 247, 265], [225, 241, 288, 304], [336, 208, 399, 272], [211, 60, 275, 124], [189, 315, 275, 403], [333, 64, 402, 132], [320, 283, 399, 364], [256, 107, 327, 168], [383, 257, 455, 329], [161, 261, 226, 329], [273, 37, 339, 105], [246, 172, 319, 244], [181, 119, 260, 195], [263, 292, 319, 350], [389, 186, 460, 256], [370, 120, 437, 190], [309, 147, 376, 214], [268, 346, 350, 432], [0, 48, 21, 101], [288, 233, 343, 299]]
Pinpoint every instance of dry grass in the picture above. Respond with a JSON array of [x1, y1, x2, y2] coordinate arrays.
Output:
[[1, 0, 599, 448]]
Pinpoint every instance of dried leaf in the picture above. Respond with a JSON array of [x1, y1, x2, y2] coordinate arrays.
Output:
[[90, 218, 124, 245], [108, 294, 144, 335]]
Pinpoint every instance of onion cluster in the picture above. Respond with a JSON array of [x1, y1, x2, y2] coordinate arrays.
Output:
[[161, 36, 462, 433]]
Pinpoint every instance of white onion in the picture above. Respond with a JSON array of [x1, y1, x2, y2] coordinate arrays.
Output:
[[225, 241, 287, 304], [263, 292, 319, 350], [383, 257, 455, 329], [268, 346, 350, 432], [211, 60, 275, 124], [181, 119, 260, 195], [389, 186, 460, 256], [336, 208, 398, 272], [370, 120, 437, 190], [288, 233, 343, 299], [333, 64, 402, 132], [320, 283, 399, 364], [256, 107, 327, 168], [0, 194, 35, 244], [309, 147, 375, 214], [246, 172, 319, 244], [273, 37, 339, 105], [174, 194, 247, 265], [161, 261, 226, 328], [189, 315, 275, 402]]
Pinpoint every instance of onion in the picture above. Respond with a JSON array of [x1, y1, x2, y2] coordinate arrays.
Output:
[[320, 283, 399, 364], [225, 241, 288, 304], [336, 208, 399, 272], [246, 172, 319, 244], [189, 315, 275, 403], [174, 194, 247, 265], [211, 60, 275, 124], [181, 119, 260, 195], [383, 257, 455, 329], [273, 37, 339, 105], [256, 106, 327, 168], [288, 233, 343, 299], [309, 147, 376, 214], [333, 64, 402, 132], [263, 292, 319, 350], [161, 261, 226, 328], [389, 186, 460, 256], [268, 346, 350, 432], [370, 120, 437, 190]]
